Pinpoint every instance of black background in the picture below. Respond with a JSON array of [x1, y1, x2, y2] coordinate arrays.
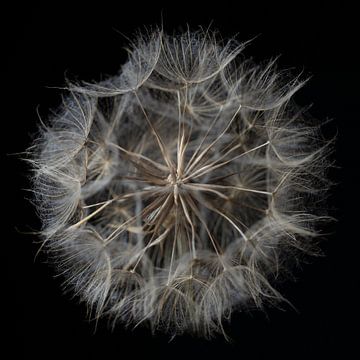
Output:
[[4, 2, 359, 359]]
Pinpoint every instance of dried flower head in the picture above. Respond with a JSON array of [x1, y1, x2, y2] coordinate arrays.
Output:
[[30, 28, 330, 338]]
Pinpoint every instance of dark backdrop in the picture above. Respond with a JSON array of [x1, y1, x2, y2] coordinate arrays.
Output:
[[5, 2, 358, 359]]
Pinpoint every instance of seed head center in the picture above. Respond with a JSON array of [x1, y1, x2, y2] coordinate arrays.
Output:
[[166, 173, 184, 187], [166, 173, 185, 205]]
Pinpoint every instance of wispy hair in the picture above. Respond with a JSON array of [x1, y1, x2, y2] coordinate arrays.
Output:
[[29, 28, 332, 338]]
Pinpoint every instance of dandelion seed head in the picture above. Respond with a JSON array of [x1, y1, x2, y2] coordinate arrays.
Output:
[[30, 28, 331, 338]]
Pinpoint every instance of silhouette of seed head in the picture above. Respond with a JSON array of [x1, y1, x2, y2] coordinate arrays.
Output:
[[29, 28, 331, 338]]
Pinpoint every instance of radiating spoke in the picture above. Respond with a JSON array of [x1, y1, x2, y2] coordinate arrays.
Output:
[[187, 183, 272, 196], [183, 183, 229, 199], [131, 226, 172, 273], [195, 196, 249, 242], [134, 91, 176, 174], [183, 194, 225, 269], [167, 203, 179, 285], [69, 188, 161, 230], [179, 194, 197, 259], [104, 194, 168, 244], [109, 142, 168, 172], [184, 105, 224, 174], [185, 103, 242, 176], [183, 141, 270, 182]]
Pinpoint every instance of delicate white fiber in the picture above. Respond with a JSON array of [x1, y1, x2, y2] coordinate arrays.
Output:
[[30, 28, 331, 338]]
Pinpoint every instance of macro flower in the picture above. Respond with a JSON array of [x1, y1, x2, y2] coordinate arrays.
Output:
[[30, 28, 330, 338]]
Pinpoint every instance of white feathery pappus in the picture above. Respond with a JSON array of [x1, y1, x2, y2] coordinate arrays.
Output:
[[28, 28, 332, 339]]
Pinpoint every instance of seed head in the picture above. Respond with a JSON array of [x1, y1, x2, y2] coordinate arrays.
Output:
[[30, 28, 331, 338]]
